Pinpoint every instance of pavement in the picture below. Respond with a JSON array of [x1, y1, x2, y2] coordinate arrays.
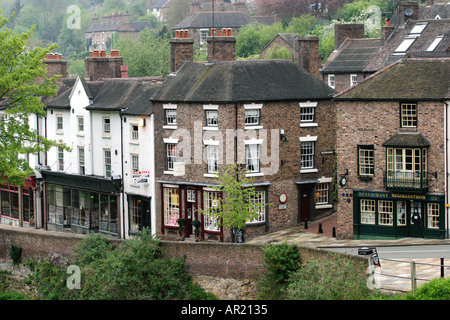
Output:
[[247, 213, 450, 293]]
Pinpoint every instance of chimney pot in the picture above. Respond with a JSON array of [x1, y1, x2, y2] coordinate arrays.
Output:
[[100, 50, 106, 57], [89, 51, 94, 58], [175, 30, 180, 38], [94, 50, 100, 57]]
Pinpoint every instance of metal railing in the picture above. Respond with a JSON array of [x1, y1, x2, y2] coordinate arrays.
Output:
[[384, 170, 428, 191], [376, 257, 450, 293]]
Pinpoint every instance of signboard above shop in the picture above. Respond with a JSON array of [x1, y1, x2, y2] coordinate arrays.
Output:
[[133, 171, 150, 184]]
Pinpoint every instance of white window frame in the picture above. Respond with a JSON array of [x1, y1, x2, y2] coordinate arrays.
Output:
[[378, 200, 394, 226], [103, 117, 111, 137], [131, 124, 139, 142], [427, 203, 440, 229], [300, 101, 318, 127], [299, 136, 318, 173], [328, 74, 335, 89], [400, 103, 417, 128], [78, 147, 85, 175], [163, 104, 177, 129], [200, 28, 209, 45], [203, 190, 221, 232], [315, 178, 332, 209], [131, 154, 139, 173], [350, 74, 358, 87], [77, 116, 84, 134], [58, 147, 64, 171], [358, 145, 375, 177], [104, 149, 112, 178], [245, 139, 263, 175], [56, 114, 63, 134], [246, 190, 266, 224], [206, 144, 218, 174], [163, 187, 180, 227], [166, 143, 177, 172], [244, 104, 263, 130], [361, 199, 375, 225]]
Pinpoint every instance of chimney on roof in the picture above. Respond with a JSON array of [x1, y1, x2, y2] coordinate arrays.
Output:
[[121, 65, 128, 78], [397, 1, 419, 24], [334, 23, 364, 50], [190, 2, 202, 14], [92, 14, 98, 24], [382, 19, 395, 43], [296, 36, 321, 79], [85, 49, 124, 81], [170, 30, 194, 72], [44, 52, 68, 80], [234, 2, 246, 12], [207, 28, 236, 62]]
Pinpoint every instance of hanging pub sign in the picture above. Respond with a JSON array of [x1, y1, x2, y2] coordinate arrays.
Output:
[[133, 171, 150, 184]]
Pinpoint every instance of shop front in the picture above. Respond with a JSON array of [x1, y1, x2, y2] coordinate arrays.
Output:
[[0, 177, 37, 228], [353, 190, 445, 239], [42, 171, 121, 237]]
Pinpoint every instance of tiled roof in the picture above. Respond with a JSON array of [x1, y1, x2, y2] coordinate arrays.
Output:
[[322, 38, 383, 73], [334, 58, 450, 100], [172, 11, 277, 29], [151, 59, 335, 103]]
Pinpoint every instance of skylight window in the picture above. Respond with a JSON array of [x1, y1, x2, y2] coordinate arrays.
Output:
[[410, 22, 428, 35], [426, 35, 444, 52], [393, 36, 416, 54]]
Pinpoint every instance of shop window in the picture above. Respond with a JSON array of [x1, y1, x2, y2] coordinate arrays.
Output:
[[164, 187, 180, 227], [246, 190, 266, 224], [129, 198, 142, 233], [315, 183, 329, 205], [378, 200, 393, 226], [203, 191, 221, 231], [361, 199, 375, 224], [427, 203, 439, 229], [397, 201, 407, 226]]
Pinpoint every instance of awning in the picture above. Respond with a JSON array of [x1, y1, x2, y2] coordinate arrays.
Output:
[[383, 132, 430, 148]]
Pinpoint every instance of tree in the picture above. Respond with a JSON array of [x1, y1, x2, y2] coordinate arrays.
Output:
[[254, 0, 309, 19], [199, 163, 267, 242], [0, 10, 69, 186], [117, 29, 170, 77]]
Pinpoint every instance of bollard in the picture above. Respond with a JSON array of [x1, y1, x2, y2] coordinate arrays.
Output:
[[411, 261, 416, 293], [318, 223, 323, 234], [304, 219, 308, 229], [441, 258, 445, 278], [332, 227, 336, 238]]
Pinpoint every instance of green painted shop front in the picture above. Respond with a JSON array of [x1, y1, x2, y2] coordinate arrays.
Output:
[[353, 190, 446, 239]]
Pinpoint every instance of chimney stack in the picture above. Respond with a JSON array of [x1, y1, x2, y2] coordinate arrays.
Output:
[[397, 1, 419, 25], [85, 50, 124, 81], [170, 30, 194, 73], [44, 52, 68, 80], [207, 28, 236, 62], [190, 2, 202, 14], [296, 36, 321, 79], [334, 23, 364, 50]]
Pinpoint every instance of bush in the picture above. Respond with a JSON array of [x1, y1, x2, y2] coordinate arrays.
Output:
[[0, 291, 32, 300], [406, 278, 450, 300], [257, 242, 301, 299], [9, 244, 22, 266], [31, 228, 215, 300], [286, 253, 372, 300]]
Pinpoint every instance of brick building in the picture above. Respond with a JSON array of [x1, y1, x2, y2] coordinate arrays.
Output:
[[322, 14, 450, 92], [152, 32, 336, 242], [259, 34, 322, 79], [334, 57, 450, 239]]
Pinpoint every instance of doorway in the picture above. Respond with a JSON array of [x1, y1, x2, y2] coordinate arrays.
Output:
[[409, 200, 424, 237], [298, 185, 314, 223], [185, 189, 196, 238]]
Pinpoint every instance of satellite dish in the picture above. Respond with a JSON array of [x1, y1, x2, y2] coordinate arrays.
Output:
[[404, 8, 413, 16]]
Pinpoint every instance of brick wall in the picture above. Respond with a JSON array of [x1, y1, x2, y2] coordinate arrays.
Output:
[[334, 24, 364, 50], [0, 224, 368, 281], [85, 56, 124, 81], [170, 38, 194, 73], [207, 36, 236, 61], [335, 100, 446, 239]]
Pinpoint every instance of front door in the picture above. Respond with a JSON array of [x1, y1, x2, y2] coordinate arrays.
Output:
[[408, 200, 424, 238], [142, 200, 151, 230], [299, 186, 312, 223], [185, 189, 196, 238]]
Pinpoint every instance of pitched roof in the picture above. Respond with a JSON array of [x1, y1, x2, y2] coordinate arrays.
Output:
[[45, 77, 162, 114], [151, 59, 335, 103], [322, 38, 383, 73], [172, 11, 276, 29], [364, 19, 450, 72], [334, 58, 450, 100]]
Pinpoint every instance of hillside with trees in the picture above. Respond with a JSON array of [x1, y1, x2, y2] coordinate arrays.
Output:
[[1, 0, 397, 77]]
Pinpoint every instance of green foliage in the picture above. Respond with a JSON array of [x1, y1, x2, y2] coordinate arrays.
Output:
[[0, 10, 69, 186], [286, 253, 372, 300], [0, 291, 32, 300], [406, 278, 450, 300], [198, 163, 268, 232], [117, 29, 171, 77], [257, 243, 300, 299], [30, 228, 216, 300], [236, 22, 285, 58], [265, 45, 292, 60], [9, 244, 22, 266]]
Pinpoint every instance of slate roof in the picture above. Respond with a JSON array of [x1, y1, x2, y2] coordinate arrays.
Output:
[[86, 21, 152, 33], [390, 3, 450, 25], [383, 132, 430, 148], [322, 38, 383, 73], [45, 77, 162, 115], [151, 60, 335, 103], [365, 19, 450, 72], [334, 58, 450, 101], [172, 11, 277, 29]]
